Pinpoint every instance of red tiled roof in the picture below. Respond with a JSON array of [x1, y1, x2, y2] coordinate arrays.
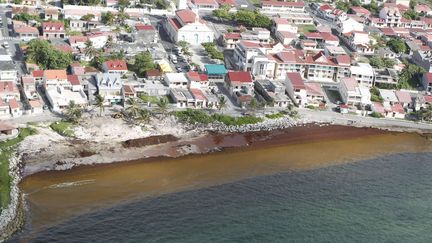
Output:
[[350, 6, 370, 15], [187, 71, 208, 82], [320, 32, 339, 42], [239, 40, 262, 48], [192, 0, 217, 5], [54, 43, 73, 53], [416, 4, 431, 12], [319, 4, 333, 12], [168, 17, 182, 31], [227, 71, 252, 83], [392, 103, 405, 114], [135, 24, 156, 31], [305, 83, 324, 97], [217, 0, 236, 6], [14, 26, 39, 34], [424, 95, 432, 103], [176, 9, 196, 24], [42, 22, 64, 33], [104, 60, 128, 71], [123, 85, 135, 94], [424, 72, 432, 84], [336, 54, 351, 65], [32, 70, 44, 78], [373, 102, 385, 113], [190, 88, 207, 101], [69, 35, 88, 44], [8, 98, 19, 109], [29, 99, 42, 108], [44, 70, 67, 80], [67, 75, 80, 85], [0, 81, 18, 93], [395, 91, 412, 103], [146, 69, 161, 77], [21, 76, 35, 84], [224, 32, 241, 39], [286, 72, 305, 90], [261, 0, 304, 7]]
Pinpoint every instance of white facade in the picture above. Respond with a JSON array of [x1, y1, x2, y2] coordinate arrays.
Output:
[[336, 18, 364, 34], [95, 73, 123, 105], [350, 63, 374, 87]]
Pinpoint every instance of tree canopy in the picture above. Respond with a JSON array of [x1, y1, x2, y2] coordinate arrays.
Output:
[[387, 38, 408, 54], [369, 56, 395, 69], [213, 8, 272, 28], [26, 39, 73, 70], [129, 52, 156, 77]]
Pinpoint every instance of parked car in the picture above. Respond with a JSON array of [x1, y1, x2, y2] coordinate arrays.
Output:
[[3, 42, 9, 49]]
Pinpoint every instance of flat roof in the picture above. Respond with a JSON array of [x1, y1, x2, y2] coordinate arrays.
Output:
[[204, 64, 227, 75]]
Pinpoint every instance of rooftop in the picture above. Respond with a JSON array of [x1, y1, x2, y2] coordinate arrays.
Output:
[[204, 64, 227, 75], [227, 71, 253, 83]]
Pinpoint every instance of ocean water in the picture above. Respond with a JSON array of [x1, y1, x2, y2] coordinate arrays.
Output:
[[13, 152, 432, 242]]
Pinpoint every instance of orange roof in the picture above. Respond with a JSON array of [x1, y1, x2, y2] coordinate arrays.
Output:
[[8, 98, 19, 109], [0, 81, 18, 93], [29, 99, 42, 108], [44, 70, 67, 80]]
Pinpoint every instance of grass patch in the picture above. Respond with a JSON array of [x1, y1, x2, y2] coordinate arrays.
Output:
[[299, 25, 317, 33], [174, 109, 263, 126], [0, 127, 37, 209], [50, 121, 75, 137], [265, 112, 285, 119]]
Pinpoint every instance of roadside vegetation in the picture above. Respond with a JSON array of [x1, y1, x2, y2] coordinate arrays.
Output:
[[50, 121, 75, 137], [174, 109, 263, 126], [370, 87, 384, 103], [202, 42, 224, 61], [128, 51, 157, 77], [368, 56, 395, 69], [0, 128, 37, 209]]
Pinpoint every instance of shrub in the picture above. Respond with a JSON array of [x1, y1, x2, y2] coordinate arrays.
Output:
[[370, 111, 384, 118], [50, 121, 75, 137]]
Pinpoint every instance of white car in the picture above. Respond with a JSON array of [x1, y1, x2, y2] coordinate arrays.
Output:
[[3, 42, 9, 49]]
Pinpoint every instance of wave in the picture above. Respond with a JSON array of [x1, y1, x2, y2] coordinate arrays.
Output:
[[48, 179, 96, 189]]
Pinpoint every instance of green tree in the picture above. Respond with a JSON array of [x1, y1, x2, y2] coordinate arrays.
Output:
[[102, 11, 115, 25], [117, 7, 129, 25], [136, 108, 151, 124], [130, 52, 156, 77], [126, 97, 141, 118], [104, 35, 115, 50], [65, 101, 83, 124], [387, 38, 407, 54], [409, 0, 417, 9], [398, 62, 426, 89], [217, 96, 227, 112], [213, 4, 232, 20], [156, 97, 169, 115], [369, 56, 384, 68], [26, 39, 72, 69], [84, 40, 99, 60], [94, 94, 105, 116], [81, 14, 95, 21], [118, 0, 130, 7]]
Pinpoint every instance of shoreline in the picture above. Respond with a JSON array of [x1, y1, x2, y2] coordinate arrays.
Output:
[[1, 115, 432, 242]]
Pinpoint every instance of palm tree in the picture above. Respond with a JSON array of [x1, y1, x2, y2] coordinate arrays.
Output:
[[126, 97, 141, 118], [117, 7, 129, 25], [156, 97, 168, 115], [136, 108, 151, 124], [104, 35, 114, 50], [84, 40, 98, 60], [95, 94, 105, 116], [217, 96, 227, 113], [65, 101, 83, 124]]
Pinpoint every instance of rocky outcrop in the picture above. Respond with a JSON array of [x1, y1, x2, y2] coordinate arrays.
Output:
[[0, 154, 25, 242]]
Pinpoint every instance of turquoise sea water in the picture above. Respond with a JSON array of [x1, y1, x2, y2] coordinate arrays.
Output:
[[11, 152, 432, 242]]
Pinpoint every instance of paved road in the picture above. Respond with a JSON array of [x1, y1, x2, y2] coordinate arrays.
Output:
[[298, 108, 432, 132]]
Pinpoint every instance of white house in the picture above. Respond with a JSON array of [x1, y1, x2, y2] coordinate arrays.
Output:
[[164, 73, 189, 89], [339, 77, 371, 107], [285, 72, 307, 107], [95, 73, 123, 105], [165, 9, 214, 45], [350, 63, 374, 87]]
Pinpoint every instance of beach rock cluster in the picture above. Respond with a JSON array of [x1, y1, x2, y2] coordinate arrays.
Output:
[[209, 116, 301, 133], [0, 154, 24, 242]]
